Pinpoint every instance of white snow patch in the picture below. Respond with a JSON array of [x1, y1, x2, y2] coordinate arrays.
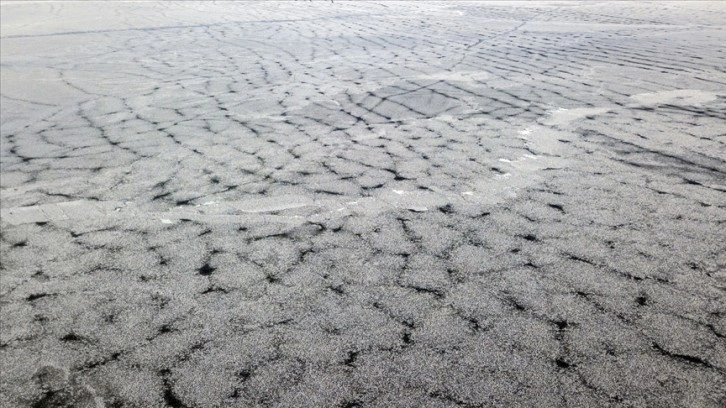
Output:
[[518, 128, 532, 136], [544, 107, 609, 126], [630, 89, 719, 105]]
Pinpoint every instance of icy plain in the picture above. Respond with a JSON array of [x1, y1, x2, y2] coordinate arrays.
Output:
[[1, 1, 725, 407]]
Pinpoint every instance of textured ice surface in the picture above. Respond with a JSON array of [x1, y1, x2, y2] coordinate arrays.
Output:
[[1, 1, 725, 407]]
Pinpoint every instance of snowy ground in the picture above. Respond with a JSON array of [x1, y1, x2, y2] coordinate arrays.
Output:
[[1, 1, 725, 407]]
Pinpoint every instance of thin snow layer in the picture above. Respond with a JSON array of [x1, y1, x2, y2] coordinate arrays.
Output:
[[1, 1, 725, 407]]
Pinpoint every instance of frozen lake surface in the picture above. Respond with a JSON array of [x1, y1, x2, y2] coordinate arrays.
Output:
[[1, 1, 725, 407]]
